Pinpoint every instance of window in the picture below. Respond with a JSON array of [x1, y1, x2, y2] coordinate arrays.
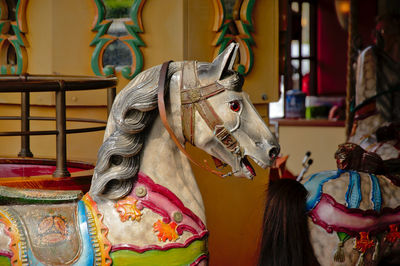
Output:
[[270, 0, 317, 119], [285, 0, 317, 95]]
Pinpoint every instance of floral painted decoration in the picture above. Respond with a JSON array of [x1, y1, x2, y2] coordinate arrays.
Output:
[[386, 224, 400, 243], [114, 196, 142, 222], [153, 220, 178, 242], [354, 232, 375, 253]]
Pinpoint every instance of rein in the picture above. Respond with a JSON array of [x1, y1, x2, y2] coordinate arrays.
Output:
[[351, 84, 400, 114], [157, 61, 239, 178]]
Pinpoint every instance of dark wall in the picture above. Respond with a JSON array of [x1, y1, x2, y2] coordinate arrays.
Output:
[[317, 0, 376, 96]]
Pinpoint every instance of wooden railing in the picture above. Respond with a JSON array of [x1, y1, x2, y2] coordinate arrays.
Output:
[[0, 74, 117, 177]]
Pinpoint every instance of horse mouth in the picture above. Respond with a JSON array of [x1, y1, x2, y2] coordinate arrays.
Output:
[[248, 155, 269, 169], [238, 155, 272, 179], [212, 149, 269, 179], [240, 156, 256, 179]]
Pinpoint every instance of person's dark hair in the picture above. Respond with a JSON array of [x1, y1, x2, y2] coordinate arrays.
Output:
[[258, 179, 319, 266]]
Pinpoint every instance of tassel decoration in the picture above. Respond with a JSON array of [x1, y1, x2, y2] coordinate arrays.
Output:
[[334, 232, 351, 263], [333, 241, 345, 262]]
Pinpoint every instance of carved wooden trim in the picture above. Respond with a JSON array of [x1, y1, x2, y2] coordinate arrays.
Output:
[[0, 0, 28, 75], [90, 0, 146, 80], [212, 0, 255, 75]]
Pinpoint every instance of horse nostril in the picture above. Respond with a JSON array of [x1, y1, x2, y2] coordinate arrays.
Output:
[[269, 147, 280, 159]]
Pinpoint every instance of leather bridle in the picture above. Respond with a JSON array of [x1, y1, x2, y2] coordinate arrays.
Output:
[[157, 61, 243, 177]]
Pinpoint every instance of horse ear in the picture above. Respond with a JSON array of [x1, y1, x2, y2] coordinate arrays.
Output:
[[208, 43, 239, 80]]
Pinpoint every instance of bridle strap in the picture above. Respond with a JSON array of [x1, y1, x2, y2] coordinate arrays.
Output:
[[182, 85, 225, 144], [157, 61, 226, 177], [194, 99, 240, 153], [181, 83, 225, 104], [180, 61, 241, 155]]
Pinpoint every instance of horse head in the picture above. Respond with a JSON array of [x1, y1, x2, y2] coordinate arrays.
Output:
[[172, 43, 280, 179]]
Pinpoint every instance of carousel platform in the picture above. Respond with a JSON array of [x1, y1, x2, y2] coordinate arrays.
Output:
[[0, 158, 94, 192]]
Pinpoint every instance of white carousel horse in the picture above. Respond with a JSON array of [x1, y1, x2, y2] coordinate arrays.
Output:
[[0, 43, 279, 265], [259, 44, 400, 265], [348, 45, 400, 160]]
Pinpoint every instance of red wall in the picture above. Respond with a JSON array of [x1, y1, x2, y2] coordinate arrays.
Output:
[[317, 0, 376, 96]]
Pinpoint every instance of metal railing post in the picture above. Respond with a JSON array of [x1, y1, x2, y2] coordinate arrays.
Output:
[[53, 81, 70, 177], [18, 92, 33, 157]]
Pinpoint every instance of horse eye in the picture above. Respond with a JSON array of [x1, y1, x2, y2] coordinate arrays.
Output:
[[229, 100, 241, 112]]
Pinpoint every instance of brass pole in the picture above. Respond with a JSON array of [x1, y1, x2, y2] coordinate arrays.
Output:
[[18, 92, 33, 157], [53, 81, 70, 177], [345, 0, 359, 138]]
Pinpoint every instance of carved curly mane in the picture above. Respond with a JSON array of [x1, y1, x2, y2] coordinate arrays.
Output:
[[89, 62, 181, 199]]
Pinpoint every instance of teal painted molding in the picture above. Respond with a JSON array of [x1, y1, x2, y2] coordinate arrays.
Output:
[[90, 0, 146, 80], [214, 0, 255, 76], [0, 0, 28, 75]]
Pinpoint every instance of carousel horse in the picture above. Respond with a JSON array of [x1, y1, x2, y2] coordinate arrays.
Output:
[[259, 25, 400, 266], [0, 43, 280, 265]]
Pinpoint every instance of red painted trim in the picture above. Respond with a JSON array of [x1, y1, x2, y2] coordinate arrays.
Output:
[[134, 172, 207, 231], [176, 224, 199, 235], [191, 254, 208, 266], [110, 231, 208, 253], [111, 172, 209, 253], [309, 193, 400, 236], [139, 200, 170, 224], [0, 250, 12, 258]]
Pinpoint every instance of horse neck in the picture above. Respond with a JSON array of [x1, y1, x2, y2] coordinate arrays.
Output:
[[139, 110, 206, 224]]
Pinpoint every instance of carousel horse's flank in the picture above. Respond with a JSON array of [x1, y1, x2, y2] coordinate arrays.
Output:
[[0, 43, 279, 265], [260, 44, 400, 266], [348, 45, 400, 160]]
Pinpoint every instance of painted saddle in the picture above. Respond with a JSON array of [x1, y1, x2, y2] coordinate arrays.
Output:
[[0, 172, 208, 266]]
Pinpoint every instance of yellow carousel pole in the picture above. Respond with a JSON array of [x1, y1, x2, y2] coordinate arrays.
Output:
[[345, 0, 359, 138]]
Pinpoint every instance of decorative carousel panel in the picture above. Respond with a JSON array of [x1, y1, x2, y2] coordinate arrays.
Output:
[[212, 0, 255, 76], [91, 0, 146, 80], [212, 0, 279, 103], [0, 0, 28, 75]]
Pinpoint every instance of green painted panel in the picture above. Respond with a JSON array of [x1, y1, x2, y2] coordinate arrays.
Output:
[[91, 0, 145, 80], [216, 0, 255, 75], [0, 256, 11, 266], [111, 239, 207, 266]]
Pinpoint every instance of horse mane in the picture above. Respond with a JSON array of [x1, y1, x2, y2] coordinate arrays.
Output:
[[258, 179, 319, 266], [89, 62, 181, 200]]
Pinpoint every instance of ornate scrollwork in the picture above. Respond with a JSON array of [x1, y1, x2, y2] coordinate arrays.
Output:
[[0, 0, 28, 75], [212, 0, 255, 75], [90, 0, 146, 80]]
